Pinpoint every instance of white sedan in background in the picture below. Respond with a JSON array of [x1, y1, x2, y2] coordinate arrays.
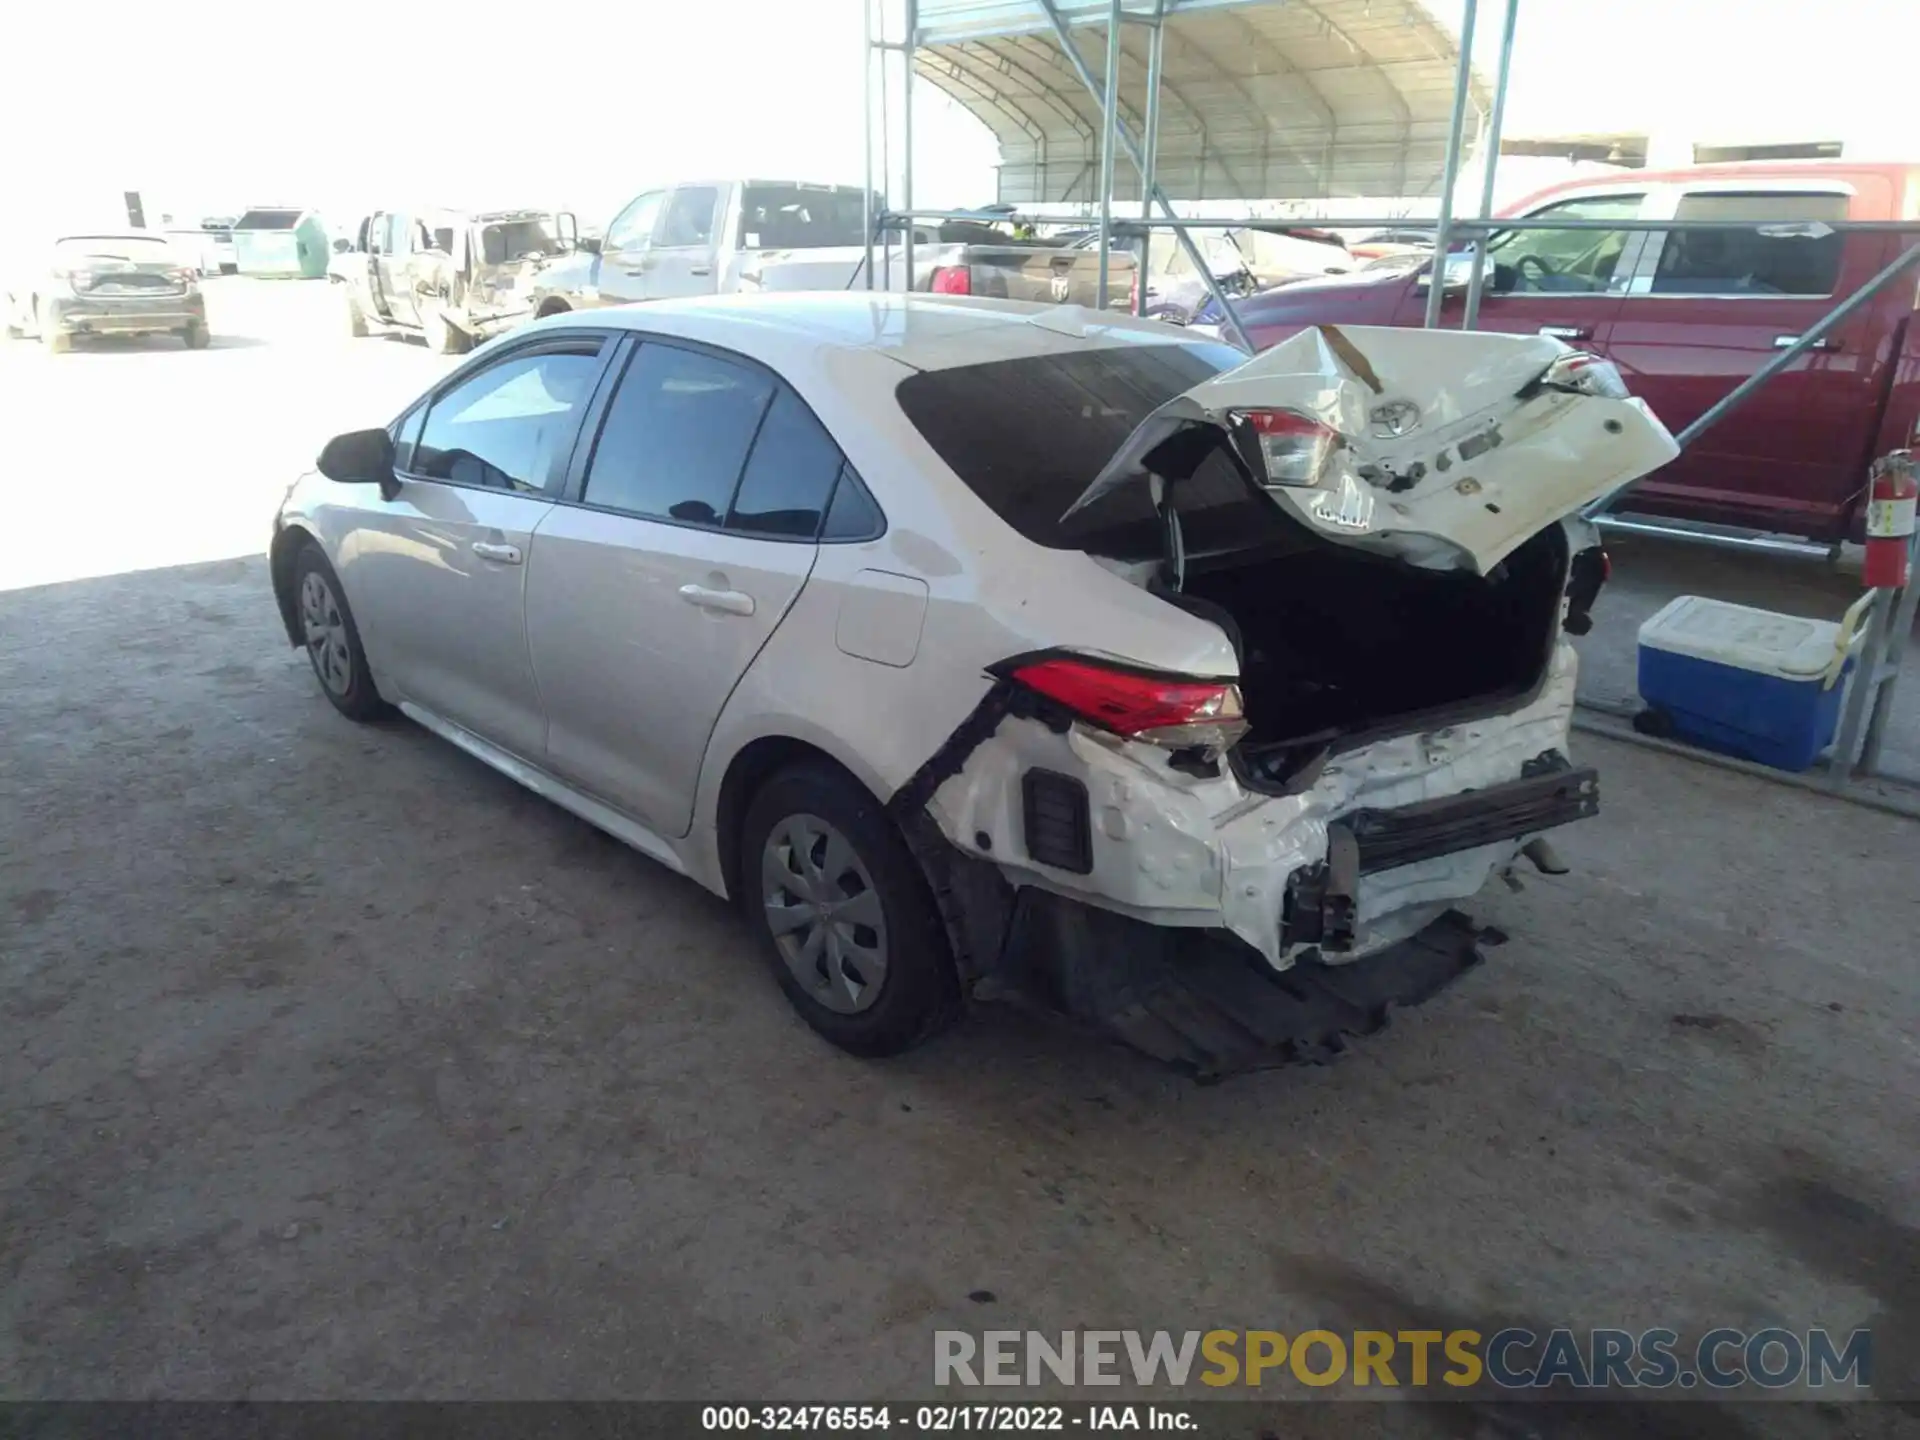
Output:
[[270, 293, 1675, 1073]]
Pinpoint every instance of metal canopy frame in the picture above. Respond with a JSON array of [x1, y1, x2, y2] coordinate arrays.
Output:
[[862, 0, 1920, 797]]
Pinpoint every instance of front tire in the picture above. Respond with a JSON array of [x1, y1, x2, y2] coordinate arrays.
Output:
[[38, 303, 70, 354], [739, 764, 960, 1056], [293, 543, 389, 722], [345, 290, 369, 337]]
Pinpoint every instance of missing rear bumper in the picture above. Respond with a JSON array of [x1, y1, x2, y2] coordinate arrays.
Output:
[[995, 886, 1486, 1080]]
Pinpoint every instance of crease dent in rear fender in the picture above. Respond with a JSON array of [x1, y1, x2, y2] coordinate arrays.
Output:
[[910, 645, 1582, 968]]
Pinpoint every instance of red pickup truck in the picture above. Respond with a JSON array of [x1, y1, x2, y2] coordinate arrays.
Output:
[[1222, 161, 1920, 544]]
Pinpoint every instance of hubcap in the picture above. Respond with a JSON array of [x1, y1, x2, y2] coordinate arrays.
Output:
[[299, 570, 353, 697], [761, 813, 888, 1014]]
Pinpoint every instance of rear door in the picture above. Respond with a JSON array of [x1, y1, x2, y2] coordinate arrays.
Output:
[[644, 185, 724, 297], [1601, 182, 1896, 536], [525, 337, 845, 834], [595, 189, 669, 304], [1397, 190, 1646, 347]]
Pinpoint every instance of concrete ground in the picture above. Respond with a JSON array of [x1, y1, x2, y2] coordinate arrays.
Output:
[[2, 283, 1917, 1432]]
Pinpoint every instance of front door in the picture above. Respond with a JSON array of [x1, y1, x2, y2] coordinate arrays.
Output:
[[593, 189, 668, 305], [526, 338, 847, 834], [1601, 184, 1898, 537], [1398, 191, 1646, 346], [643, 186, 723, 297], [344, 338, 611, 760]]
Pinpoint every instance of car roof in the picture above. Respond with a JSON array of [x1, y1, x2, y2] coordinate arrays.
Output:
[[1503, 159, 1920, 215], [535, 291, 1223, 373]]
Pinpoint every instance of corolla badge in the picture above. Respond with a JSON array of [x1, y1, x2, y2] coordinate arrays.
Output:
[[1369, 399, 1422, 437]]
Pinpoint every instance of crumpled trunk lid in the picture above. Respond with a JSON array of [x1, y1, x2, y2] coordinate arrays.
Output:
[[1066, 324, 1679, 576]]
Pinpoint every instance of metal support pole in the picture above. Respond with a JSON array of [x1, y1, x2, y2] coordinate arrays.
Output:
[[1585, 242, 1920, 517], [1036, 0, 1255, 351], [1859, 534, 1920, 775], [902, 0, 917, 291], [1135, 7, 1164, 315], [1422, 0, 1478, 329], [1460, 0, 1518, 330], [862, 0, 875, 291], [1096, 0, 1121, 306]]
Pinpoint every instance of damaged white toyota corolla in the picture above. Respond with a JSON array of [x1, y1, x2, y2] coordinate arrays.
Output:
[[272, 293, 1676, 1075]]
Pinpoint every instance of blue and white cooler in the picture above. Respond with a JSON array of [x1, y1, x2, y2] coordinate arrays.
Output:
[[1636, 594, 1872, 772]]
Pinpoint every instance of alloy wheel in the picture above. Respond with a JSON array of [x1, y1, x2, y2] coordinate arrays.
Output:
[[761, 813, 889, 1014], [299, 570, 353, 697]]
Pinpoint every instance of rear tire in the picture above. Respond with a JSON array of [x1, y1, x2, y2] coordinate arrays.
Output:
[[38, 304, 69, 354], [183, 319, 210, 349], [739, 763, 961, 1056], [292, 543, 390, 722]]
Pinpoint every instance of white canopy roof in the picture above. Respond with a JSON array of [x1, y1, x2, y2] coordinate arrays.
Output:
[[913, 0, 1487, 204]]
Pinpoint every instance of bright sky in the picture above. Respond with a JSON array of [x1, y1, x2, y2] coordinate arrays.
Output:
[[1, 0, 1909, 236]]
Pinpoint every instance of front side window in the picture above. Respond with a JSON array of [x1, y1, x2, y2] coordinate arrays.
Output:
[[606, 191, 666, 252], [582, 344, 774, 526], [658, 187, 719, 248], [1488, 194, 1645, 294], [412, 347, 603, 494], [1651, 192, 1848, 296]]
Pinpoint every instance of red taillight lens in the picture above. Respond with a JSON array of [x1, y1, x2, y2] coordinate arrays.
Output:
[[931, 265, 972, 295], [1009, 657, 1248, 750], [1128, 268, 1139, 312], [1231, 407, 1342, 487]]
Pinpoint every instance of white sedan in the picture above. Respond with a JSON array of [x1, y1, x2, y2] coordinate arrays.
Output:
[[270, 293, 1675, 1071]]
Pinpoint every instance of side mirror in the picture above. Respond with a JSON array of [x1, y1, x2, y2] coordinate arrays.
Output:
[[317, 428, 397, 496], [332, 237, 353, 254], [555, 211, 579, 251], [578, 235, 602, 255], [1415, 254, 1476, 294]]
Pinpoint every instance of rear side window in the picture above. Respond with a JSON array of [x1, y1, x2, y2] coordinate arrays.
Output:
[[659, 187, 719, 248], [894, 343, 1244, 557], [583, 344, 775, 526], [728, 388, 844, 537], [1651, 192, 1849, 296], [412, 346, 603, 493]]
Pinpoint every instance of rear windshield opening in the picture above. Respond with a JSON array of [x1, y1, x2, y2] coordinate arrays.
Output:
[[738, 187, 872, 250], [235, 208, 303, 230], [893, 342, 1281, 562]]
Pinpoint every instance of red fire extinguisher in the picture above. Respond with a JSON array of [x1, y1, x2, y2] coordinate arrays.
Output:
[[1863, 450, 1917, 589]]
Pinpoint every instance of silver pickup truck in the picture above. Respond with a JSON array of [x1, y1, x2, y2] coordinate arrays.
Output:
[[331, 208, 565, 353], [527, 181, 1131, 315]]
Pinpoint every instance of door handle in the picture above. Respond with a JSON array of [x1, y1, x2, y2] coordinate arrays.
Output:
[[1774, 334, 1840, 351], [678, 583, 755, 616], [471, 541, 522, 565], [1538, 325, 1592, 341], [689, 266, 713, 277]]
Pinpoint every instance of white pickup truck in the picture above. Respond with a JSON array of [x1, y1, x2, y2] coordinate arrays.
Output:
[[529, 180, 1131, 316]]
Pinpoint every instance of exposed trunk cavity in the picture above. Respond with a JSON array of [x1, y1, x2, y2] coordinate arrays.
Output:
[[1177, 524, 1570, 789]]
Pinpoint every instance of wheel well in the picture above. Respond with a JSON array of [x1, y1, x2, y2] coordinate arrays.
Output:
[[536, 298, 572, 318], [269, 526, 315, 647], [715, 737, 876, 902]]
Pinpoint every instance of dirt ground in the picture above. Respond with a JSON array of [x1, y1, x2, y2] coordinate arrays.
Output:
[[2, 283, 1916, 1434]]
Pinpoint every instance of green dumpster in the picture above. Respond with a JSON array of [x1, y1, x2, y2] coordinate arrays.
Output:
[[230, 206, 329, 278]]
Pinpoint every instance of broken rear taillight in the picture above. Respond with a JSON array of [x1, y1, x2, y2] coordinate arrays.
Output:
[[1008, 657, 1249, 751], [930, 265, 972, 295], [1230, 407, 1343, 488]]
